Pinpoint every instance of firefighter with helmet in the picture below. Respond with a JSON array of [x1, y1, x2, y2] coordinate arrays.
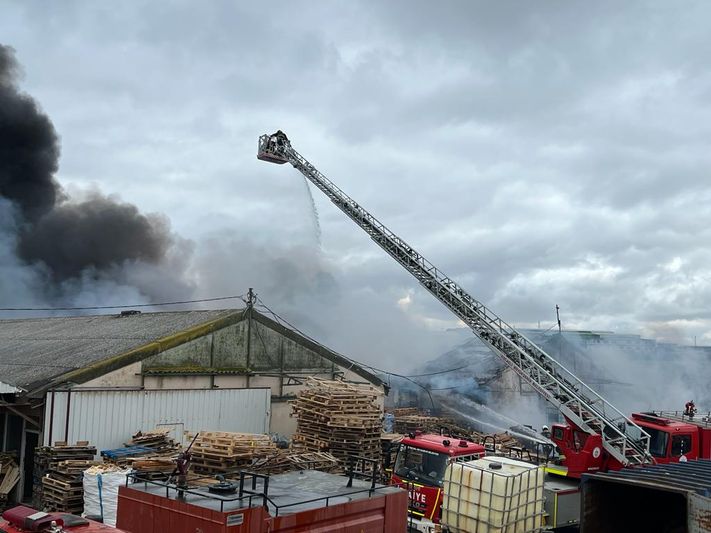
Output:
[[685, 400, 697, 418]]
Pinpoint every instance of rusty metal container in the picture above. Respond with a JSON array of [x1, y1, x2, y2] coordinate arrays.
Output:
[[117, 469, 407, 533]]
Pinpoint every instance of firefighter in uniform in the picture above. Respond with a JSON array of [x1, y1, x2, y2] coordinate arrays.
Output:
[[684, 400, 697, 418]]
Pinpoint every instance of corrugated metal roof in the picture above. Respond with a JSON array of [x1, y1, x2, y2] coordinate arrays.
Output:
[[0, 380, 20, 393], [583, 460, 711, 496], [0, 309, 238, 391], [0, 307, 384, 394]]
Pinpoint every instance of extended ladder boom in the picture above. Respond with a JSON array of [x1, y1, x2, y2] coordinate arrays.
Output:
[[257, 132, 652, 467]]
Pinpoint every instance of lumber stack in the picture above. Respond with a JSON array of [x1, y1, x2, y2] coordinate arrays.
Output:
[[35, 442, 98, 514], [188, 432, 278, 474], [291, 378, 384, 464], [0, 453, 20, 511]]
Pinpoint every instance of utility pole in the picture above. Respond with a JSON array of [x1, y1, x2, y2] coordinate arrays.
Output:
[[246, 288, 254, 388]]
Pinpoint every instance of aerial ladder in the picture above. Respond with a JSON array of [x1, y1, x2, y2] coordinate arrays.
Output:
[[257, 131, 653, 475]]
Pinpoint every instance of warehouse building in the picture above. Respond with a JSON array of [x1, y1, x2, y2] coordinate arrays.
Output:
[[0, 301, 385, 501]]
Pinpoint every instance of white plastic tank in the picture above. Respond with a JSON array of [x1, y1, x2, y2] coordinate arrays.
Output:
[[442, 456, 544, 533]]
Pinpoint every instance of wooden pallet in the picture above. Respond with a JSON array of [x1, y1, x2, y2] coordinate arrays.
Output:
[[291, 378, 384, 464], [187, 432, 278, 475], [35, 442, 96, 513]]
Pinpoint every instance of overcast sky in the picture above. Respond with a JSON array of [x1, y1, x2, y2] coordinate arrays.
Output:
[[3, 1, 711, 370]]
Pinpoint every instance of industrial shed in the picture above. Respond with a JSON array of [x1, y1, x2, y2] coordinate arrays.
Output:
[[0, 302, 384, 502]]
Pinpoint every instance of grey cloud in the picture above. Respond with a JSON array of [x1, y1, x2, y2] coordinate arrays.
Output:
[[2, 0, 711, 373]]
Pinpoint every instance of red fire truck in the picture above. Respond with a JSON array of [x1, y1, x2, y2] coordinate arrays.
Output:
[[389, 432, 485, 532], [0, 506, 125, 532], [548, 410, 711, 478]]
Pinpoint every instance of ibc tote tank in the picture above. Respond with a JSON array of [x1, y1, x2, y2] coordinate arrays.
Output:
[[442, 456, 544, 533]]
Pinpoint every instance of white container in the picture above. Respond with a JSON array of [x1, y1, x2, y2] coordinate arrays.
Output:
[[442, 456, 544, 533]]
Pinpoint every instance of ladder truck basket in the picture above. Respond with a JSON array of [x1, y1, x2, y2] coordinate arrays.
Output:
[[258, 132, 290, 164]]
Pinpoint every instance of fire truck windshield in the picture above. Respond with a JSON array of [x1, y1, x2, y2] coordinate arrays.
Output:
[[645, 427, 670, 457], [394, 445, 448, 487]]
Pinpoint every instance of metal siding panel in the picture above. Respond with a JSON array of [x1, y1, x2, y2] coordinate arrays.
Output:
[[690, 492, 711, 533], [46, 388, 270, 454]]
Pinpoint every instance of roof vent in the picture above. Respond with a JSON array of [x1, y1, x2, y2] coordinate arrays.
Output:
[[119, 310, 141, 317]]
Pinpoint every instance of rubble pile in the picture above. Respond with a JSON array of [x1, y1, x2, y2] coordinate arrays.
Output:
[[291, 378, 383, 464], [124, 428, 181, 456], [101, 428, 181, 475]]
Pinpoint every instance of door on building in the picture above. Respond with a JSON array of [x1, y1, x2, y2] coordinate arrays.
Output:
[[23, 430, 39, 501]]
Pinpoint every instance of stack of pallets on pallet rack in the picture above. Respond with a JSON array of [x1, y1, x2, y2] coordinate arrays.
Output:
[[291, 378, 384, 468], [0, 452, 20, 511], [188, 432, 278, 475], [35, 442, 98, 514]]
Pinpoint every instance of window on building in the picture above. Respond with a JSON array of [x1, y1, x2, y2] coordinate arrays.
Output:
[[5, 414, 23, 454]]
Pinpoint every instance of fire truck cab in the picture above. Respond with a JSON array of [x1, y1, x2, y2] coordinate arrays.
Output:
[[549, 411, 711, 478], [390, 432, 485, 533]]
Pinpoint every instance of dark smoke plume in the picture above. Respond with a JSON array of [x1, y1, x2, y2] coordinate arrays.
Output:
[[18, 193, 171, 281], [0, 46, 60, 221], [0, 44, 188, 301]]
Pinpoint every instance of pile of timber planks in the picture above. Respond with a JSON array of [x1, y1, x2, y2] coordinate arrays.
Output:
[[35, 442, 98, 514], [188, 432, 277, 475], [0, 452, 20, 511], [291, 378, 383, 464]]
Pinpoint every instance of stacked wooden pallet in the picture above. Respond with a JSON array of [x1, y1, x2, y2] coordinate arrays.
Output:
[[250, 451, 340, 475], [392, 412, 488, 443], [392, 414, 443, 435], [0, 453, 20, 511], [188, 432, 277, 474], [132, 458, 176, 478], [36, 442, 98, 514], [291, 378, 384, 464], [390, 407, 420, 417]]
